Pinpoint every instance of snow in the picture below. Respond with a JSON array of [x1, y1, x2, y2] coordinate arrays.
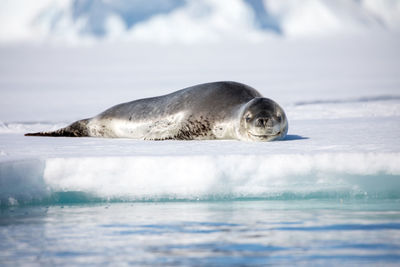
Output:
[[0, 1, 399, 205], [0, 0, 400, 44]]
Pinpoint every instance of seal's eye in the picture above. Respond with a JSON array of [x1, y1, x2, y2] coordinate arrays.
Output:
[[245, 116, 251, 122]]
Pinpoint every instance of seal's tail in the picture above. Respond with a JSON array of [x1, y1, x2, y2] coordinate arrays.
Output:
[[25, 119, 90, 137]]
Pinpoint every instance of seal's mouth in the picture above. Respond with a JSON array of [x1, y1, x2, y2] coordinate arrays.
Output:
[[248, 131, 281, 139]]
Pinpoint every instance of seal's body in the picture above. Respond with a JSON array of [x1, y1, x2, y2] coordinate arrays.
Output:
[[25, 81, 288, 141]]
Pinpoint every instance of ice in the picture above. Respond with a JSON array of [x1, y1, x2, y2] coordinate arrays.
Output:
[[0, 1, 399, 205], [0, 0, 399, 44], [1, 112, 399, 204], [1, 38, 399, 203]]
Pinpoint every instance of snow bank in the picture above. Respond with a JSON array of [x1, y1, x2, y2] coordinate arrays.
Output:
[[1, 152, 399, 206], [264, 0, 400, 38], [1, 0, 399, 44]]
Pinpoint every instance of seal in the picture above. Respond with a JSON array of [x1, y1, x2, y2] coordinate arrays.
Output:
[[25, 81, 288, 141]]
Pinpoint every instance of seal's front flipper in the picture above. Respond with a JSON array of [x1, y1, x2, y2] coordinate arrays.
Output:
[[143, 113, 186, 140]]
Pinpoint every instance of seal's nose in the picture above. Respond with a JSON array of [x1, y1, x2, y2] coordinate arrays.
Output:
[[255, 118, 268, 127]]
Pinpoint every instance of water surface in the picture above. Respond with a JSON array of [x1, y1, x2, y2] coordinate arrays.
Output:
[[1, 200, 400, 266]]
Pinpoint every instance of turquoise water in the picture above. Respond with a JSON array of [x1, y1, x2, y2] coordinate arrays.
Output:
[[1, 199, 400, 266]]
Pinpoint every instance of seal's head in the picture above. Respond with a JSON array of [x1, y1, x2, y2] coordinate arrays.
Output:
[[238, 97, 288, 141]]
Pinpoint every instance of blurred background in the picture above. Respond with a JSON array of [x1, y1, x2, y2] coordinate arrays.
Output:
[[1, 0, 399, 44], [0, 0, 399, 122]]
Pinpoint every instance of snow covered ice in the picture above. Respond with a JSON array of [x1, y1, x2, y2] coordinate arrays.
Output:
[[0, 0, 400, 205], [1, 36, 400, 205]]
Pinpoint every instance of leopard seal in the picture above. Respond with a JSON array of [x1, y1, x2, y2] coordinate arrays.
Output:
[[25, 81, 288, 141]]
